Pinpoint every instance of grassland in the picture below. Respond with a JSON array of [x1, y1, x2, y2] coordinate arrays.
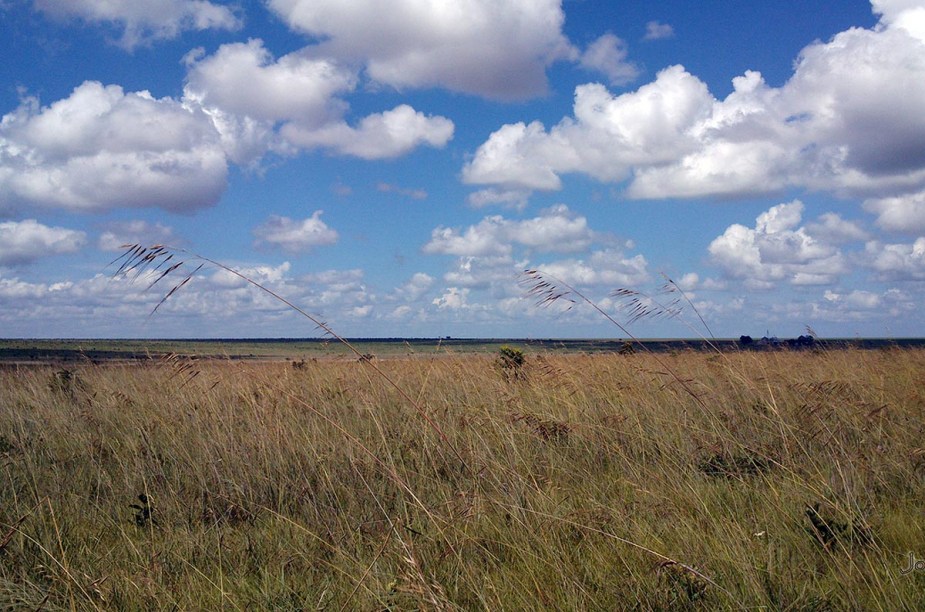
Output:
[[1, 346, 924, 609]]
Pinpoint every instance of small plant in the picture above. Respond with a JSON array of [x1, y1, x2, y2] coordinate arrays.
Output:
[[697, 450, 772, 479], [49, 368, 80, 397], [618, 340, 635, 355], [129, 494, 156, 528], [657, 560, 709, 603], [804, 503, 872, 549], [497, 345, 526, 380], [511, 411, 571, 442]]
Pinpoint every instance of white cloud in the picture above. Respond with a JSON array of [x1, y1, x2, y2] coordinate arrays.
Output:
[[0, 260, 383, 337], [579, 33, 639, 86], [423, 205, 595, 257], [0, 82, 228, 212], [675, 272, 699, 291], [424, 218, 511, 258], [210, 262, 293, 288], [387, 305, 414, 320], [534, 248, 650, 288], [467, 188, 530, 210], [823, 289, 882, 309], [184, 40, 356, 126], [872, 0, 925, 39], [804, 213, 869, 243], [0, 219, 86, 265], [266, 0, 575, 100], [433, 287, 470, 310], [183, 41, 454, 162], [708, 201, 850, 287], [98, 220, 176, 252], [815, 287, 916, 324], [442, 255, 518, 288], [282, 104, 454, 160], [864, 237, 925, 280], [253, 211, 339, 253], [644, 21, 675, 41], [0, 275, 52, 299], [465, 3, 925, 202], [463, 65, 713, 189], [398, 272, 435, 301], [34, 0, 241, 49], [863, 189, 925, 233]]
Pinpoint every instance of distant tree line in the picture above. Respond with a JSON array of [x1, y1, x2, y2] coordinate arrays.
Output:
[[739, 334, 816, 348]]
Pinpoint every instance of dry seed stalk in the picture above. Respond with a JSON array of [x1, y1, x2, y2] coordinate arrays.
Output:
[[111, 243, 467, 470], [521, 269, 711, 412]]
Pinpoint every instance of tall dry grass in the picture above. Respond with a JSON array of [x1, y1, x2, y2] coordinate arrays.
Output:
[[1, 346, 924, 609]]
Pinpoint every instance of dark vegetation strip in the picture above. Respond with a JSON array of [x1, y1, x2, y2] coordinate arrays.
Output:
[[1, 337, 924, 364]]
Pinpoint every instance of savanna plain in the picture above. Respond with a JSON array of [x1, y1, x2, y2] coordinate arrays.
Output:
[[1, 345, 924, 609]]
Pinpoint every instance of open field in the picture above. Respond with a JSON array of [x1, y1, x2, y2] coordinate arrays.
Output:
[[1, 346, 924, 609], [3, 337, 925, 364]]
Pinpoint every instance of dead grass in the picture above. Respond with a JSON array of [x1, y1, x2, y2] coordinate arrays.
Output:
[[1, 347, 924, 608]]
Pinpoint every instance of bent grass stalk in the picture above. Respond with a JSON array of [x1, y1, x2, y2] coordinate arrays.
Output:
[[112, 244, 465, 469], [522, 269, 713, 412], [107, 245, 744, 603]]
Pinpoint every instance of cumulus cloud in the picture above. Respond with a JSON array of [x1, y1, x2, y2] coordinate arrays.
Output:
[[464, 2, 925, 202], [534, 248, 650, 288], [34, 0, 241, 49], [98, 220, 176, 251], [823, 289, 882, 309], [863, 189, 925, 233], [463, 65, 713, 190], [266, 0, 575, 100], [183, 40, 454, 163], [419, 203, 652, 324], [804, 213, 869, 244], [579, 33, 639, 86], [0, 219, 86, 265], [423, 205, 596, 257], [708, 201, 850, 287], [815, 287, 917, 324], [282, 104, 454, 159], [253, 211, 339, 253], [0, 82, 228, 212], [398, 272, 435, 301], [864, 237, 925, 280], [210, 261, 293, 288], [441, 255, 518, 288], [433, 287, 471, 310], [0, 260, 381, 337], [184, 40, 355, 126], [420, 205, 650, 324], [467, 188, 530, 210], [872, 0, 925, 38]]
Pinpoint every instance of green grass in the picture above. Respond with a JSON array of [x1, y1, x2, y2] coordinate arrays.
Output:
[[2, 347, 924, 609]]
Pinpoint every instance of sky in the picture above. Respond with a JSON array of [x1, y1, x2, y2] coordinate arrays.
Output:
[[1, 0, 924, 339]]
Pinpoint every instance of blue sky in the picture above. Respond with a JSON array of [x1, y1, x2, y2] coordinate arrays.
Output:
[[1, 0, 923, 339]]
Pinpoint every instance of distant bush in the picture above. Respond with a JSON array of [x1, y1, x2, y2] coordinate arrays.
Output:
[[497, 345, 526, 379]]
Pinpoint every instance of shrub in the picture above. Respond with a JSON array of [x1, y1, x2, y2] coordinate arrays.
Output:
[[497, 345, 526, 379]]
